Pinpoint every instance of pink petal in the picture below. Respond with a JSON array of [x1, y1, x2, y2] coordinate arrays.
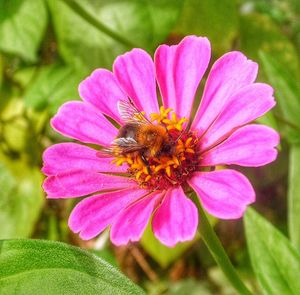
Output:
[[155, 36, 211, 119], [201, 83, 276, 149], [192, 51, 258, 135], [78, 69, 126, 124], [43, 171, 135, 198], [113, 48, 159, 115], [69, 187, 147, 240], [51, 101, 118, 146], [110, 192, 163, 245], [201, 124, 279, 167], [152, 187, 198, 247], [42, 143, 127, 176], [188, 170, 255, 219]]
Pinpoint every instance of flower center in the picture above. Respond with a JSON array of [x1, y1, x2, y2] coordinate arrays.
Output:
[[112, 106, 201, 190]]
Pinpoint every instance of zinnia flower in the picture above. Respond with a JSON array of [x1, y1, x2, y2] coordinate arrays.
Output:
[[42, 36, 279, 247]]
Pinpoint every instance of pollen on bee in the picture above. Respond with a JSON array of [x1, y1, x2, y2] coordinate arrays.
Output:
[[111, 107, 201, 190]]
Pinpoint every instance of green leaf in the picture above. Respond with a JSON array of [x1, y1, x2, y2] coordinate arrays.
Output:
[[0, 97, 44, 156], [259, 51, 300, 143], [0, 97, 27, 152], [0, 239, 145, 294], [240, 13, 299, 78], [140, 222, 199, 268], [0, 0, 48, 62], [174, 0, 239, 53], [48, 0, 182, 70], [244, 208, 300, 295], [24, 63, 83, 114], [90, 248, 118, 268], [13, 67, 37, 89], [256, 111, 279, 133], [0, 155, 44, 239], [0, 55, 3, 87], [167, 278, 212, 295], [288, 144, 300, 251]]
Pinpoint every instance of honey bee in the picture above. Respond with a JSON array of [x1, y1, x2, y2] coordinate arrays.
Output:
[[99, 99, 175, 160]]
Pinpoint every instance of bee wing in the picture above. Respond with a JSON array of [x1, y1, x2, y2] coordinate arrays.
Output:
[[113, 137, 145, 153], [97, 137, 145, 158], [118, 99, 151, 124]]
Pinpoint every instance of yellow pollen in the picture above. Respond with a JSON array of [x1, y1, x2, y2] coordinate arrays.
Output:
[[172, 155, 180, 166], [165, 166, 171, 177], [136, 170, 143, 180], [150, 107, 188, 131], [162, 113, 188, 131], [185, 137, 193, 147], [154, 164, 165, 172], [111, 155, 132, 166], [111, 107, 199, 189], [145, 175, 152, 182], [150, 106, 172, 123], [186, 148, 195, 154]]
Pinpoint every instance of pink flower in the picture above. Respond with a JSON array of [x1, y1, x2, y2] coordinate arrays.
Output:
[[42, 36, 279, 247]]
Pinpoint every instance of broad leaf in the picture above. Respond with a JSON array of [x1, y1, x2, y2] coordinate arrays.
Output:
[[0, 0, 48, 62], [288, 144, 300, 252], [24, 63, 83, 114], [0, 155, 44, 239], [0, 96, 45, 155], [0, 239, 144, 294], [174, 0, 239, 53], [244, 208, 300, 295], [48, 0, 182, 70], [259, 51, 300, 144]]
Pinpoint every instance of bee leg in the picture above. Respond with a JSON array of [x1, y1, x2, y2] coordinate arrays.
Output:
[[141, 154, 151, 175]]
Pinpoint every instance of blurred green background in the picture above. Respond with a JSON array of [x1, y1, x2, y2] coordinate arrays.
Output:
[[0, 0, 300, 294]]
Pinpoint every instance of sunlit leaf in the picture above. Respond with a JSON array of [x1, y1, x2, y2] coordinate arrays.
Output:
[[245, 208, 300, 295], [48, 0, 182, 70], [174, 0, 238, 53], [0, 97, 28, 152], [0, 155, 44, 239], [0, 239, 145, 294], [0, 0, 48, 62], [288, 144, 300, 252], [0, 55, 3, 87], [0, 97, 43, 158]]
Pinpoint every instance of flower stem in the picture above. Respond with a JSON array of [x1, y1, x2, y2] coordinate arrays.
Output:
[[62, 0, 138, 48], [194, 197, 253, 295]]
